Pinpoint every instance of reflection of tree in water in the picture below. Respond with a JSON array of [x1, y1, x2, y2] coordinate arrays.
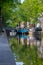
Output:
[[9, 38, 43, 65]]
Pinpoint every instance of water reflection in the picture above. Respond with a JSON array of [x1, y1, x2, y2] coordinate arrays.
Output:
[[9, 31, 43, 65], [16, 32, 41, 46], [17, 34, 28, 45]]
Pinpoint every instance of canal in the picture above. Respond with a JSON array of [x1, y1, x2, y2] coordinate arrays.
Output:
[[8, 31, 43, 65]]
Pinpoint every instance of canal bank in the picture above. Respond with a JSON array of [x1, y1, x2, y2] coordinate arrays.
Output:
[[0, 32, 16, 65]]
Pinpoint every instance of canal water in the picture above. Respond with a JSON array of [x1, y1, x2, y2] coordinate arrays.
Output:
[[9, 32, 43, 65]]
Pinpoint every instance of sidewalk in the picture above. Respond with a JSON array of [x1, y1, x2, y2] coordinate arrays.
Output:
[[0, 32, 16, 65]]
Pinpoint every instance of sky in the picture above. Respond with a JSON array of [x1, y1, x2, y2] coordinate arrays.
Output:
[[21, 0, 24, 3]]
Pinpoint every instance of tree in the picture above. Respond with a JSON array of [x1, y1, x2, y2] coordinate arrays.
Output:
[[19, 0, 43, 23], [1, 0, 21, 27], [1, 0, 43, 27]]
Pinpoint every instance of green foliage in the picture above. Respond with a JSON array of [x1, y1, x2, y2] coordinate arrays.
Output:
[[9, 38, 43, 65], [1, 0, 43, 27], [20, 0, 43, 23], [1, 0, 21, 27]]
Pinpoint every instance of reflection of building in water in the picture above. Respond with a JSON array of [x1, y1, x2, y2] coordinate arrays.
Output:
[[17, 34, 25, 45], [38, 17, 43, 58], [27, 36, 30, 45], [29, 25, 35, 45], [38, 17, 43, 45], [17, 22, 41, 46], [17, 33, 35, 46], [27, 22, 30, 28], [34, 31, 41, 46], [20, 22, 25, 29], [39, 17, 43, 31], [20, 38, 24, 45], [38, 46, 43, 58]]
